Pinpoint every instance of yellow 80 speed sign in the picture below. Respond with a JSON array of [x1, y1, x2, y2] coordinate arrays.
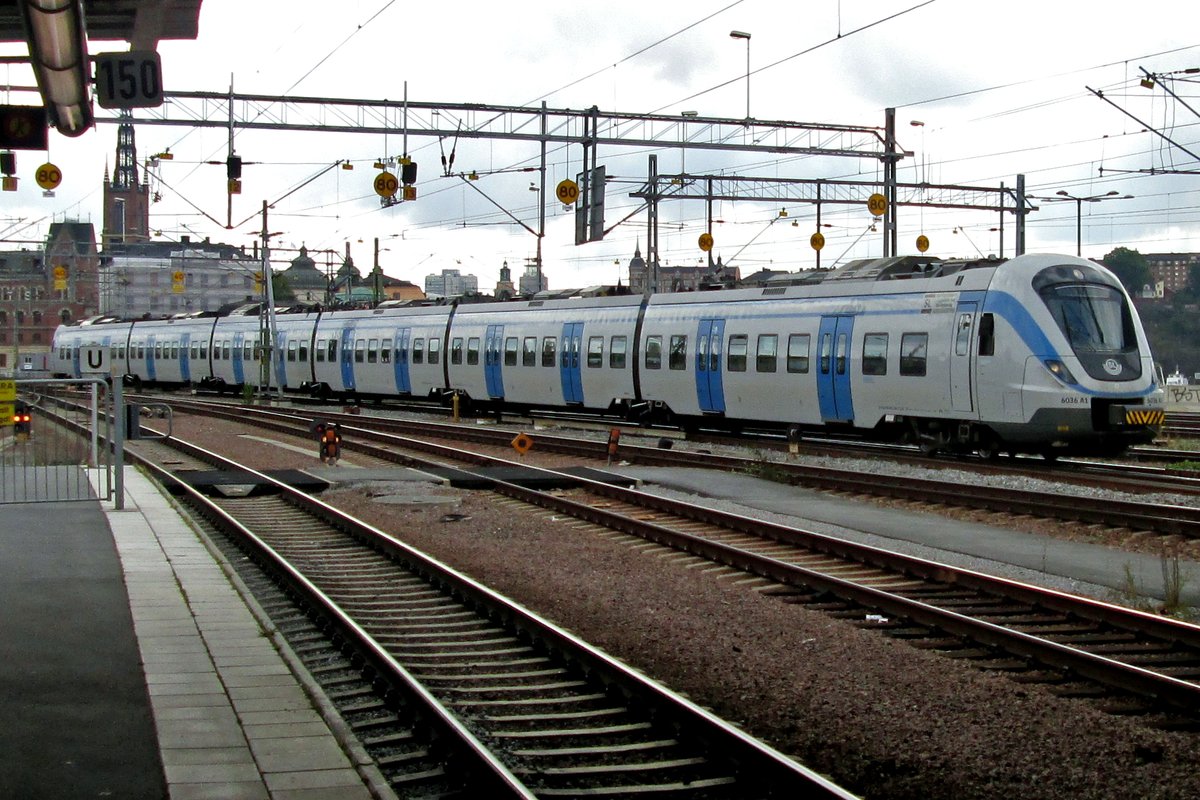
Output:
[[867, 193, 887, 216], [374, 171, 398, 198], [36, 163, 62, 191], [556, 179, 579, 205]]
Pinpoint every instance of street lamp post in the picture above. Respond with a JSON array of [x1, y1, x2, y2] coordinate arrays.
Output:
[[1035, 190, 1134, 257], [729, 31, 751, 119]]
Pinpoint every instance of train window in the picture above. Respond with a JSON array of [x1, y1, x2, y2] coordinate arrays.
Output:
[[523, 337, 537, 367], [451, 338, 464, 365], [315, 339, 326, 362], [367, 339, 379, 363], [190, 343, 199, 360], [610, 336, 627, 369], [955, 313, 972, 356], [697, 335, 708, 372], [428, 338, 441, 365], [223, 342, 232, 361], [540, 337, 555, 367], [900, 333, 928, 376], [381, 339, 391, 364], [198, 343, 206, 359], [244, 342, 253, 361], [669, 335, 687, 370], [862, 333, 888, 376], [299, 341, 309, 362], [504, 337, 518, 367], [819, 333, 831, 374], [413, 338, 425, 364], [327, 339, 338, 362], [587, 336, 604, 368], [727, 334, 748, 372], [756, 334, 779, 373], [835, 334, 848, 375], [469, 337, 481, 366], [645, 336, 662, 370], [154, 342, 163, 359], [171, 343, 179, 360], [978, 313, 995, 357], [396, 338, 407, 363], [787, 334, 810, 373], [355, 339, 365, 363], [288, 341, 298, 362]]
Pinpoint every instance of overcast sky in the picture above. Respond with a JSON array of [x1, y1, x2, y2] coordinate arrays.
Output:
[[2, 0, 1199, 290]]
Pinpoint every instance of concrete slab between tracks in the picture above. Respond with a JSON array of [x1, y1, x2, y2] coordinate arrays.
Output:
[[612, 466, 1200, 607], [304, 464, 639, 490], [0, 471, 389, 798]]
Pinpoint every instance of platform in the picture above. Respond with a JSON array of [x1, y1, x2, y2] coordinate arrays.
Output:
[[0, 467, 391, 799]]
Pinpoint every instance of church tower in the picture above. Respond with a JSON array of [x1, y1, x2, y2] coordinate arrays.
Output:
[[102, 111, 151, 248]]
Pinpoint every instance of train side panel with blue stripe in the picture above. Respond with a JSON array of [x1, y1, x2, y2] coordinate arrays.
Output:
[[51, 254, 1165, 458]]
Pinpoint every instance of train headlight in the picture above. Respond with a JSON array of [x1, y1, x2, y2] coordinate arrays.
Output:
[[1043, 358, 1078, 385]]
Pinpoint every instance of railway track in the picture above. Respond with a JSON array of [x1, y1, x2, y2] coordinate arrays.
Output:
[[100, 398, 1200, 725], [139, 396, 1200, 541], [41, 400, 854, 799]]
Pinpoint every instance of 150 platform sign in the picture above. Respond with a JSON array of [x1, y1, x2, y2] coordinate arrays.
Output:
[[94, 51, 163, 109]]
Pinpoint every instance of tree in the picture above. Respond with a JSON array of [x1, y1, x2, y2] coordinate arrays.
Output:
[[271, 273, 296, 303], [1100, 247, 1152, 296]]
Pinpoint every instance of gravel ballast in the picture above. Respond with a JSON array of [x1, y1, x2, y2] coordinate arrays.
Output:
[[160, 412, 1200, 799]]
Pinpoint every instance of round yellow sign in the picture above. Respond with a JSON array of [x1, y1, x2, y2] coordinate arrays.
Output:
[[172, 271, 185, 283], [556, 179, 579, 205], [36, 162, 62, 191], [374, 171, 398, 198], [916, 234, 930, 253], [698, 232, 714, 252], [53, 265, 67, 279], [867, 192, 887, 216], [810, 232, 825, 252]]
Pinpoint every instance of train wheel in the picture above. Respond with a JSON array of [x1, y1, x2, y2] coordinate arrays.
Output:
[[976, 444, 999, 461]]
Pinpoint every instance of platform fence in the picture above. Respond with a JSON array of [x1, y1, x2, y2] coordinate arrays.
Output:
[[0, 378, 115, 504]]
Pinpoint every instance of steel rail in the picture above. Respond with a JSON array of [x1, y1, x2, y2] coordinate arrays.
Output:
[[144, 398, 1200, 708], [159, 397, 1200, 539], [38, 393, 859, 799]]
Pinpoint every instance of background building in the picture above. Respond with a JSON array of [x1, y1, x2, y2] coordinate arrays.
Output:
[[0, 222, 99, 375], [101, 238, 260, 317], [518, 260, 548, 297], [1145, 253, 1199, 297], [425, 268, 479, 299]]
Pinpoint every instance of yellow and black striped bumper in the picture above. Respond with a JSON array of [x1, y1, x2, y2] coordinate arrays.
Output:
[[1125, 408, 1164, 427]]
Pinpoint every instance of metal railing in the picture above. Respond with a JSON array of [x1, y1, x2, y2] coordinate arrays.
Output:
[[0, 378, 115, 504]]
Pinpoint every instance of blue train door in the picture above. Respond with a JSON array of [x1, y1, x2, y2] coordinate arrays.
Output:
[[484, 324, 504, 399], [559, 322, 584, 404], [145, 334, 158, 381], [180, 333, 191, 382], [274, 329, 288, 389], [817, 315, 854, 422], [393, 327, 411, 393], [951, 301, 977, 413], [695, 318, 726, 413], [340, 326, 355, 390], [231, 331, 245, 384]]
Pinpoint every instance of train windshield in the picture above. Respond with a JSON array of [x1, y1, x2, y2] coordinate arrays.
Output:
[[1040, 284, 1130, 353], [1036, 276, 1142, 381]]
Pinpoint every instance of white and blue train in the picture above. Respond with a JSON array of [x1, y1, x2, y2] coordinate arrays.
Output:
[[53, 253, 1165, 459]]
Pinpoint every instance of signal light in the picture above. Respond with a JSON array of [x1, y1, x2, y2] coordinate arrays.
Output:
[[401, 161, 417, 185], [13, 411, 31, 435], [226, 154, 242, 180]]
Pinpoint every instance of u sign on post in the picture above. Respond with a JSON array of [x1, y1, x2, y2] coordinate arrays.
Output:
[[80, 345, 110, 375]]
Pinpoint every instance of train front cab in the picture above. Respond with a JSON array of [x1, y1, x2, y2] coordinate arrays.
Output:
[[986, 258, 1163, 457]]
